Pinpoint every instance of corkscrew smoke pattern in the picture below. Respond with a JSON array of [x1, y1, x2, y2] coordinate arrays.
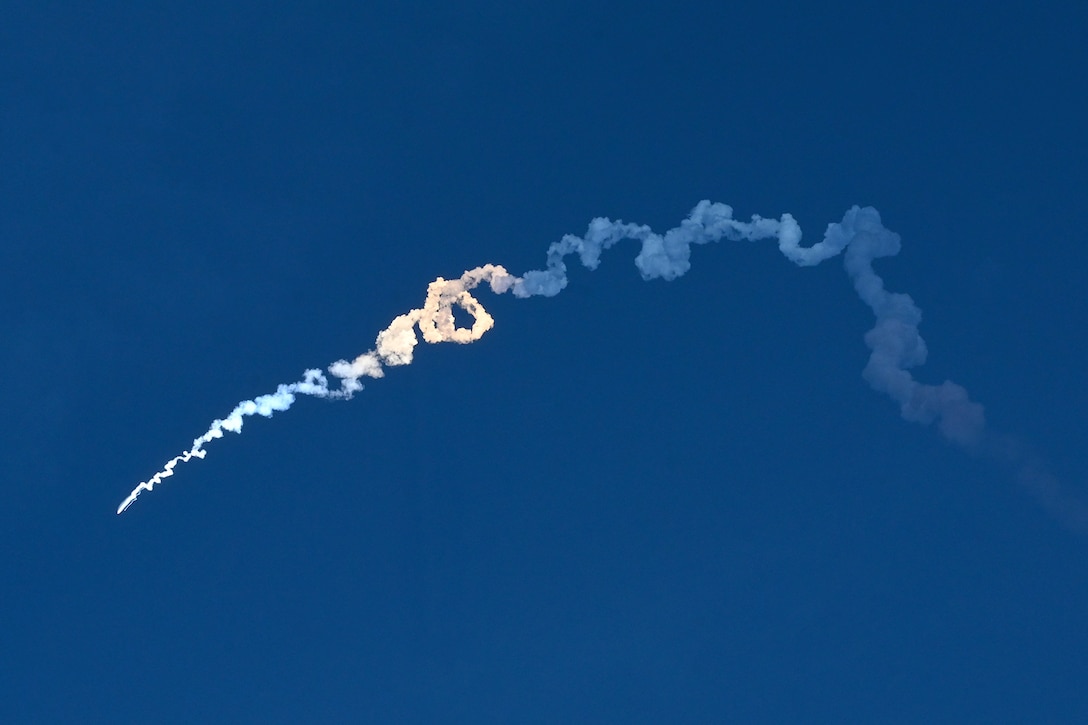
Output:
[[119, 201, 989, 516]]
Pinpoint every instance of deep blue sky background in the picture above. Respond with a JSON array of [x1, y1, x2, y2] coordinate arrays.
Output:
[[3, 3, 1087, 722]]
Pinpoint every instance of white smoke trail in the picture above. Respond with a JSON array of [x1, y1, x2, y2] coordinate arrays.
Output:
[[119, 201, 986, 514]]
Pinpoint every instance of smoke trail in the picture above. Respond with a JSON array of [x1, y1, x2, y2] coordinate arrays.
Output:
[[119, 201, 986, 514]]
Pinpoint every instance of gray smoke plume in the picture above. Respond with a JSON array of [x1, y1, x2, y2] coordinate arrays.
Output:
[[509, 201, 985, 446]]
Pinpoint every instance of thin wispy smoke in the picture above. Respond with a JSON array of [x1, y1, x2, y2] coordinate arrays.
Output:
[[120, 201, 988, 514]]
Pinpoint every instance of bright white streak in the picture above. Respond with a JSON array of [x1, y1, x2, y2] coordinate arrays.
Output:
[[116, 370, 340, 513]]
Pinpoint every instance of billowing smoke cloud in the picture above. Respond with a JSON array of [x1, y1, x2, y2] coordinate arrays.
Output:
[[119, 201, 987, 515]]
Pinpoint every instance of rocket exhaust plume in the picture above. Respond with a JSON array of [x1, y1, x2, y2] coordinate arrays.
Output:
[[120, 201, 987, 515]]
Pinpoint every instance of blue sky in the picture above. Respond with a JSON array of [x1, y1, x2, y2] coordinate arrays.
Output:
[[3, 2, 1087, 722]]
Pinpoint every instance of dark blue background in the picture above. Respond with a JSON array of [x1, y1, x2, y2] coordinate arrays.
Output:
[[3, 3, 1087, 722]]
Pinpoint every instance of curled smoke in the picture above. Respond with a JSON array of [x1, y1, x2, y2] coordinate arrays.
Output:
[[122, 201, 1026, 520]]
